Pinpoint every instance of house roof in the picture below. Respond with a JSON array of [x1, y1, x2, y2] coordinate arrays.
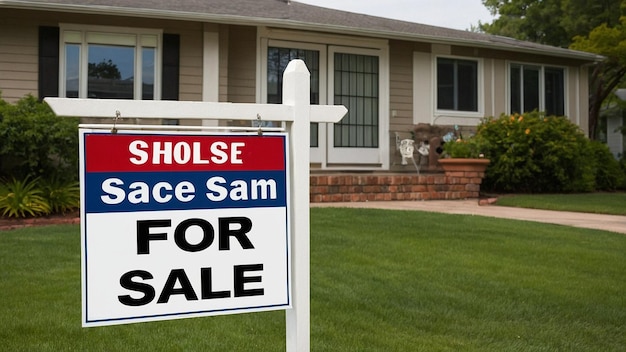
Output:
[[1, 0, 603, 62]]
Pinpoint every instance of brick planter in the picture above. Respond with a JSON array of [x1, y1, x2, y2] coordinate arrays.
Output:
[[310, 170, 487, 203], [437, 158, 490, 175]]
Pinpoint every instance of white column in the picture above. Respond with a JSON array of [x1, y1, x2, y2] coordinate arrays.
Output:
[[202, 29, 219, 126]]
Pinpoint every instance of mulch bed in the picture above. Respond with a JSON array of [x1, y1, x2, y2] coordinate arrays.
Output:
[[0, 211, 80, 231]]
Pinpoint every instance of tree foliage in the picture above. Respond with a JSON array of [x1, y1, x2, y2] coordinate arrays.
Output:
[[88, 59, 122, 79], [480, 0, 621, 48], [570, 15, 626, 139], [479, 0, 624, 139]]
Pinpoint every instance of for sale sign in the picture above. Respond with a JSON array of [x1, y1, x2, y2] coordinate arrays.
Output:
[[80, 130, 291, 327]]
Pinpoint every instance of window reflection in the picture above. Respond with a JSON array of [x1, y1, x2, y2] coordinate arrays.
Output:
[[87, 44, 134, 99], [142, 47, 155, 100], [267, 47, 320, 147], [65, 44, 80, 98], [61, 28, 159, 100]]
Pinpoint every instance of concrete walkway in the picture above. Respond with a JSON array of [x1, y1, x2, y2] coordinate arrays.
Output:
[[311, 200, 626, 235]]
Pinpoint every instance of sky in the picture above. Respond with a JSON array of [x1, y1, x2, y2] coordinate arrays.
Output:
[[297, 0, 495, 31]]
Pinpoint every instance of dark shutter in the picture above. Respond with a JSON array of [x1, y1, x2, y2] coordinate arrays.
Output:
[[38, 26, 60, 100], [162, 33, 180, 101]]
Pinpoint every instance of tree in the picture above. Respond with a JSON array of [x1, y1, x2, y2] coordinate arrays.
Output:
[[88, 59, 121, 79], [570, 18, 626, 139], [480, 0, 620, 48], [479, 0, 624, 139]]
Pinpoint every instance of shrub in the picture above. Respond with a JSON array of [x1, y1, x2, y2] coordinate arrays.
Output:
[[588, 141, 625, 191], [477, 112, 596, 193], [39, 176, 80, 214], [619, 154, 626, 190], [0, 176, 50, 218], [0, 94, 79, 181]]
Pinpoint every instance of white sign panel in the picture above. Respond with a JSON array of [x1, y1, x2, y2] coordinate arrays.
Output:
[[80, 130, 291, 327]]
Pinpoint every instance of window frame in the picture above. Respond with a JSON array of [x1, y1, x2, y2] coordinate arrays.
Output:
[[260, 39, 327, 162], [258, 30, 390, 169], [508, 62, 568, 116], [434, 55, 484, 118], [59, 24, 163, 100]]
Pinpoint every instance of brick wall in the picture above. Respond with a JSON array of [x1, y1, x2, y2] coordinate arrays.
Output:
[[310, 170, 485, 203]]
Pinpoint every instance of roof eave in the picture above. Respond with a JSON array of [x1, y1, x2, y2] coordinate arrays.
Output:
[[1, 0, 604, 62]]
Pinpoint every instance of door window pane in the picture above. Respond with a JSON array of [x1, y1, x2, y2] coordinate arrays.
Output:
[[333, 53, 379, 148], [267, 47, 320, 146]]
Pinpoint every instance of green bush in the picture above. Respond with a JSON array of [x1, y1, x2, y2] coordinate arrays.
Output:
[[0, 176, 50, 218], [478, 112, 596, 193], [620, 154, 626, 190], [588, 141, 625, 191], [0, 94, 79, 181], [39, 176, 80, 214]]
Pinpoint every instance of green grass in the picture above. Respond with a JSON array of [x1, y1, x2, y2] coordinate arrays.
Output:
[[2, 209, 626, 351], [495, 192, 626, 215]]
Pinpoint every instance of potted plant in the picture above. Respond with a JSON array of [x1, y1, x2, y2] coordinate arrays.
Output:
[[438, 129, 490, 173]]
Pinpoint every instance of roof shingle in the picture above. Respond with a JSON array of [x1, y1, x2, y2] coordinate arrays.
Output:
[[0, 0, 603, 61]]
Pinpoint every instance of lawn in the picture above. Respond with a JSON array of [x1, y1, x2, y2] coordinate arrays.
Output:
[[495, 192, 626, 215], [1, 208, 625, 351]]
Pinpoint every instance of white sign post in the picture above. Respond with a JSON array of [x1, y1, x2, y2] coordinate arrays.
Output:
[[45, 60, 347, 352]]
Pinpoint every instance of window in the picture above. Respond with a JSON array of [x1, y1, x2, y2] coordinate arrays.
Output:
[[437, 58, 478, 112], [266, 46, 320, 146], [60, 26, 161, 100], [510, 64, 565, 116]]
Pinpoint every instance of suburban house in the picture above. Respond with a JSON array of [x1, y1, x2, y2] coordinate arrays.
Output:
[[0, 0, 604, 200]]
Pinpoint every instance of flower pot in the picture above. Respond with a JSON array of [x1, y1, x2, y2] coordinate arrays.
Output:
[[438, 158, 490, 173]]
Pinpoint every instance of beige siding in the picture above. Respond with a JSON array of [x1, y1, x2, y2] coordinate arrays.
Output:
[[173, 24, 203, 102], [0, 12, 39, 102], [389, 41, 420, 171], [227, 26, 257, 103], [482, 58, 494, 117], [219, 25, 230, 102], [389, 41, 414, 137], [412, 50, 433, 125], [490, 59, 508, 117]]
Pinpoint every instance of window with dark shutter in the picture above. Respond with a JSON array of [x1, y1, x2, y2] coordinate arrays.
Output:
[[38, 26, 60, 100]]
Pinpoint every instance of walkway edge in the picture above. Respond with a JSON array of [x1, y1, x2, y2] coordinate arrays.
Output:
[[311, 200, 626, 235]]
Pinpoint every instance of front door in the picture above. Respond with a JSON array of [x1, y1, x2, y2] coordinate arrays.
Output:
[[263, 40, 388, 168]]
